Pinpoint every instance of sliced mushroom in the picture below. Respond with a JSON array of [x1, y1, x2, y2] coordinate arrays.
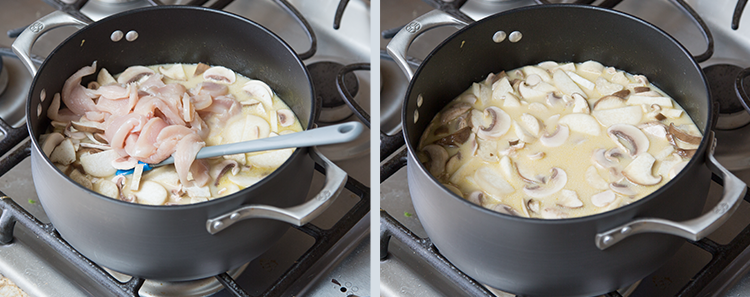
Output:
[[539, 124, 569, 147], [571, 93, 590, 114], [117, 66, 154, 84], [565, 71, 595, 90], [202, 66, 236, 84], [242, 79, 274, 109], [50, 138, 77, 165], [523, 167, 567, 198], [97, 68, 116, 86], [513, 121, 536, 143], [435, 127, 472, 147], [627, 95, 673, 108], [591, 190, 616, 207], [467, 191, 484, 206], [669, 123, 701, 145], [610, 89, 631, 99], [669, 160, 689, 179], [634, 86, 651, 93], [79, 149, 119, 177], [558, 189, 583, 208], [133, 181, 168, 205], [210, 160, 240, 186], [525, 74, 542, 86], [607, 124, 650, 157], [422, 144, 449, 176], [42, 132, 66, 157], [579, 60, 604, 75], [440, 102, 472, 124], [622, 152, 662, 186], [69, 169, 93, 190], [639, 121, 668, 138], [489, 204, 521, 216], [71, 120, 104, 134], [277, 109, 295, 127], [193, 63, 210, 77], [93, 179, 119, 199], [591, 148, 618, 169], [528, 152, 545, 160], [610, 182, 637, 196], [520, 113, 542, 136], [445, 152, 462, 174], [476, 106, 511, 140], [491, 77, 514, 101], [525, 198, 541, 215]]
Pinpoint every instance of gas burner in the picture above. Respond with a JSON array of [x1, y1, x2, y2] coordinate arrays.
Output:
[[308, 61, 359, 123], [106, 264, 248, 297], [705, 64, 750, 130]]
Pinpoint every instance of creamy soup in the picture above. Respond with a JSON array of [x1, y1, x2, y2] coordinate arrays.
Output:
[[42, 62, 303, 205], [418, 61, 701, 219]]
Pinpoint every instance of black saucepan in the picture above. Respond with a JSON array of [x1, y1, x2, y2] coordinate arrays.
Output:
[[13, 6, 347, 281], [388, 5, 746, 297]]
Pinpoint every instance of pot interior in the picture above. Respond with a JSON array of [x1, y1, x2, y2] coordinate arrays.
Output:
[[404, 5, 710, 149]]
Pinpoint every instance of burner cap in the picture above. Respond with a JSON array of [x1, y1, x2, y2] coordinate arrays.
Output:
[[308, 61, 359, 123], [704, 64, 750, 130]]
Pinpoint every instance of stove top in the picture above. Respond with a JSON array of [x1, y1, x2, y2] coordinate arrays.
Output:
[[0, 0, 371, 296], [379, 0, 750, 296]]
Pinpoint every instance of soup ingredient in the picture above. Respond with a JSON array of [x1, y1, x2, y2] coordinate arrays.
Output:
[[418, 61, 702, 218], [42, 62, 303, 205]]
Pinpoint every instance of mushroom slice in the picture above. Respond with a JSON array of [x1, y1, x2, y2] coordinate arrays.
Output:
[[117, 66, 155, 84], [553, 69, 586, 98], [422, 144, 449, 176], [42, 132, 66, 157], [435, 127, 472, 146], [525, 198, 541, 216], [242, 79, 274, 109], [591, 190, 616, 207], [71, 120, 104, 134], [591, 148, 618, 169], [50, 138, 77, 165], [193, 63, 210, 77], [592, 106, 643, 127], [539, 124, 569, 147], [607, 124, 650, 157], [440, 102, 472, 124], [277, 109, 295, 127], [491, 77, 514, 101], [610, 182, 637, 196], [210, 160, 240, 186], [571, 93, 590, 114], [639, 122, 668, 139], [669, 123, 701, 145], [467, 191, 484, 205], [159, 64, 187, 81], [69, 169, 93, 190], [622, 153, 662, 186], [513, 121, 536, 143], [94, 179, 119, 199], [203, 66, 236, 84], [476, 106, 511, 140], [558, 189, 583, 208], [558, 113, 601, 136], [611, 89, 631, 99], [593, 95, 626, 110], [474, 166, 515, 197], [489, 204, 521, 216], [523, 167, 567, 198], [522, 66, 552, 82], [627, 95, 673, 108], [585, 165, 610, 190], [528, 152, 545, 160]]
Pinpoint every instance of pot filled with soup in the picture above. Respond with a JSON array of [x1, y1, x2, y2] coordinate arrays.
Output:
[[387, 4, 746, 297], [13, 6, 348, 281]]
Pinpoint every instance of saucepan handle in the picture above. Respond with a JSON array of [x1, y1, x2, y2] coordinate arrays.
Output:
[[386, 9, 469, 80], [11, 11, 89, 77], [206, 147, 347, 234], [596, 132, 747, 250]]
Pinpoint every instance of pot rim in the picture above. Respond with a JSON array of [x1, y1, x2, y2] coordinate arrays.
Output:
[[401, 4, 713, 224], [25, 5, 316, 210]]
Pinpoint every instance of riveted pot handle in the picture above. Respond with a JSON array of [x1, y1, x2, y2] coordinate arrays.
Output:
[[596, 132, 747, 250], [11, 11, 89, 77], [386, 10, 469, 80], [206, 147, 347, 234]]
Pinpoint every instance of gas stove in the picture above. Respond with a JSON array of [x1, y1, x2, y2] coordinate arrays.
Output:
[[0, 0, 371, 296], [380, 0, 750, 296]]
